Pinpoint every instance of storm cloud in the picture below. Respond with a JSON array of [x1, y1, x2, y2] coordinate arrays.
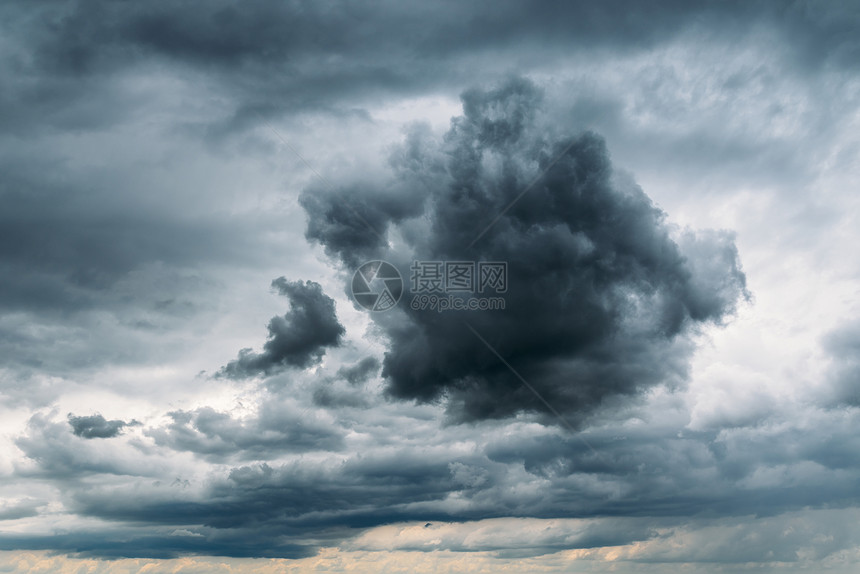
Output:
[[2, 0, 860, 570], [302, 78, 749, 424], [220, 278, 345, 378]]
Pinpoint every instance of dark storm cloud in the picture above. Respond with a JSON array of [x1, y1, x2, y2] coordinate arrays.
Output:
[[0, 0, 725, 104], [3, 0, 859, 566], [220, 278, 345, 378], [147, 402, 344, 460], [3, 0, 857, 137], [11, 1, 855, 78], [0, 0, 838, 325], [0, 0, 842, 335], [301, 78, 749, 424], [68, 413, 137, 439], [300, 182, 425, 268]]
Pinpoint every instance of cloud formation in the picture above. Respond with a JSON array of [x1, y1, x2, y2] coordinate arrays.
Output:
[[337, 357, 380, 386], [822, 320, 860, 406], [147, 402, 344, 461], [67, 414, 136, 439], [2, 0, 860, 570], [302, 77, 749, 424], [220, 278, 345, 378]]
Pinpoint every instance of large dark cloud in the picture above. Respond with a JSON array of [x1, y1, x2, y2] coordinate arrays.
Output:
[[11, 2, 858, 76], [301, 77, 749, 424], [220, 278, 345, 378], [2, 0, 857, 137]]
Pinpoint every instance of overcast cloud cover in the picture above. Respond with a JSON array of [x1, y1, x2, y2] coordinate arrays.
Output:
[[1, 1, 860, 573]]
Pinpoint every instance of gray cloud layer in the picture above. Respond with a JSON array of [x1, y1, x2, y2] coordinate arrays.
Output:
[[147, 402, 344, 461], [2, 0, 860, 568], [13, 398, 860, 559]]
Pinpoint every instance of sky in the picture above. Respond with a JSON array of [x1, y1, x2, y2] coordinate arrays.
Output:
[[1, 1, 860, 572]]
